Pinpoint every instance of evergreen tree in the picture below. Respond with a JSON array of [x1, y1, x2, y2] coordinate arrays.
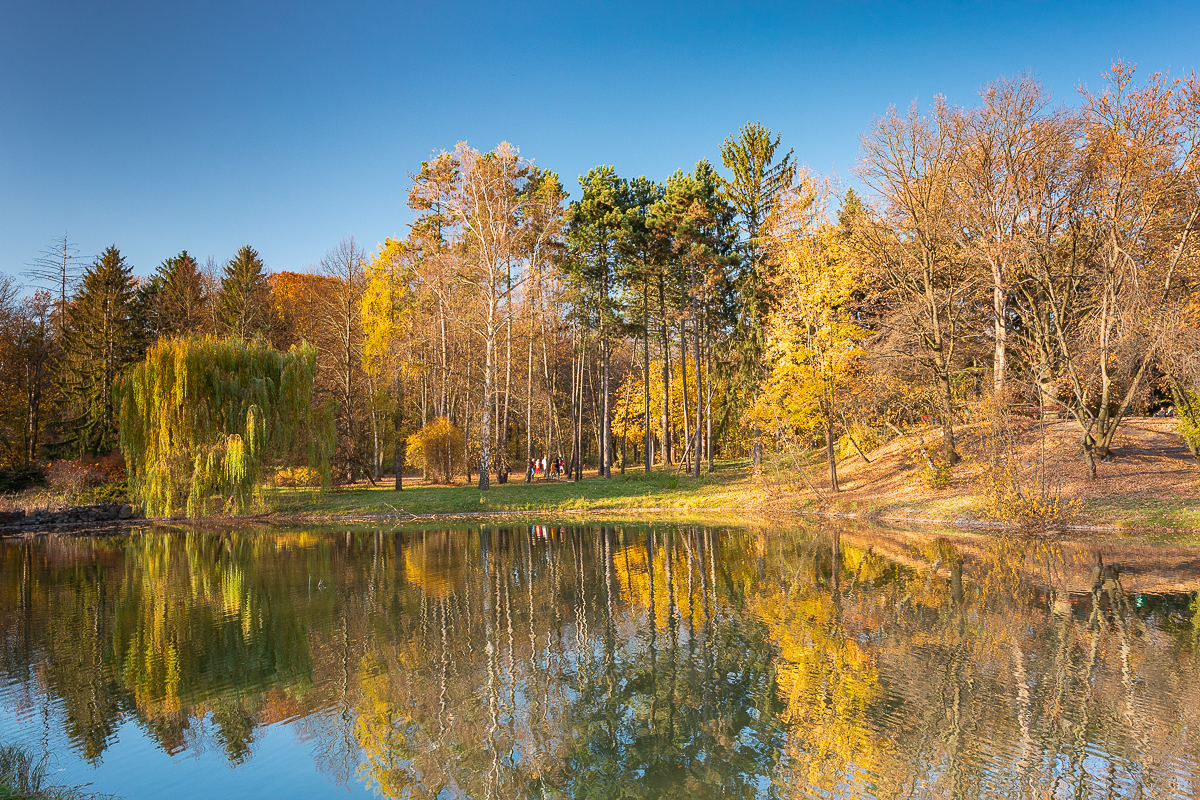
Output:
[[564, 167, 630, 479], [156, 250, 208, 336], [219, 245, 272, 340], [719, 123, 796, 466], [57, 245, 140, 455], [130, 274, 163, 352]]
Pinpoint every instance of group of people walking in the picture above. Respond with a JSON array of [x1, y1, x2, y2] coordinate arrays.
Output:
[[525, 455, 563, 483]]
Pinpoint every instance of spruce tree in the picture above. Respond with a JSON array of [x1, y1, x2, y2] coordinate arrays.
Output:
[[157, 250, 208, 336], [219, 245, 272, 340], [57, 245, 139, 455]]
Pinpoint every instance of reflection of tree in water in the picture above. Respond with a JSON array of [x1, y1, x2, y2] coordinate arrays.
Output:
[[1, 524, 1199, 798], [750, 527, 1200, 799]]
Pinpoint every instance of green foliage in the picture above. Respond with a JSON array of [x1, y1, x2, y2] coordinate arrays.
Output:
[[118, 336, 334, 517], [57, 245, 142, 455], [0, 742, 109, 800], [0, 465, 46, 494], [156, 250, 208, 336], [219, 245, 272, 340], [720, 122, 796, 380], [1176, 390, 1200, 456]]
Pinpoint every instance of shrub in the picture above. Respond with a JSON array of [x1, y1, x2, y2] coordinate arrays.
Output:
[[45, 459, 109, 496], [274, 466, 321, 487], [913, 457, 953, 490], [407, 418, 465, 484], [973, 393, 1079, 524], [0, 465, 47, 494]]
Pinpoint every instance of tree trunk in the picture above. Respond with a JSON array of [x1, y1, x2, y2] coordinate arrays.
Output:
[[992, 259, 1007, 394], [601, 269, 611, 480], [937, 366, 958, 466], [679, 319, 690, 474], [705, 327, 713, 473], [568, 329, 576, 479], [643, 278, 652, 473], [371, 406, 381, 483], [825, 416, 840, 492], [394, 376, 403, 491], [526, 331, 534, 463], [693, 305, 702, 480], [499, 261, 513, 483], [660, 279, 672, 465], [576, 336, 585, 481]]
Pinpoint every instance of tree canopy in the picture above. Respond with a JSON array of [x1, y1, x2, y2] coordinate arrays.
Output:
[[118, 336, 334, 517]]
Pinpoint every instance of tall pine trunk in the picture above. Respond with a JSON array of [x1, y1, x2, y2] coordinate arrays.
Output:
[[693, 305, 702, 479], [643, 278, 652, 473], [601, 269, 611, 479], [659, 278, 672, 465], [679, 318, 690, 473]]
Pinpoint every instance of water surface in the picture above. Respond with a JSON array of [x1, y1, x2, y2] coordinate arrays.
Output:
[[0, 522, 1197, 799]]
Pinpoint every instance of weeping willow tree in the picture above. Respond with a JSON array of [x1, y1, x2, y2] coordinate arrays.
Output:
[[118, 337, 335, 517]]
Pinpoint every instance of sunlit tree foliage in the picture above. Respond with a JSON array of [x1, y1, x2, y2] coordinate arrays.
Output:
[[117, 336, 334, 516]]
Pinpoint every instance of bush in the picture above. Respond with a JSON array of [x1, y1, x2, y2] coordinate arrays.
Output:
[[913, 458, 953, 490], [0, 465, 47, 494], [45, 459, 110, 496], [406, 418, 465, 484], [972, 393, 1079, 523], [274, 466, 321, 487]]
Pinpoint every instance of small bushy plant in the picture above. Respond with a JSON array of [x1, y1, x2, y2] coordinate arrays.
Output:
[[907, 440, 952, 490], [407, 418, 465, 484], [0, 465, 47, 494], [274, 466, 322, 487], [973, 393, 1079, 524]]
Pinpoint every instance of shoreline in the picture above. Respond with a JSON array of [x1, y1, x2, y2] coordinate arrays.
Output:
[[1, 505, 1185, 538]]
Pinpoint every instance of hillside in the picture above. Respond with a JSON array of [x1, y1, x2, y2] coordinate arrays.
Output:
[[819, 416, 1200, 528]]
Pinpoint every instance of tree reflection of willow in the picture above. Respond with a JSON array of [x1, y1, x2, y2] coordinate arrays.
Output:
[[1, 526, 1199, 799]]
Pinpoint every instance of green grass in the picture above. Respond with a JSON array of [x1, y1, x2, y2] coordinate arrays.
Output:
[[0, 743, 113, 800], [206, 457, 1200, 533], [265, 459, 792, 518]]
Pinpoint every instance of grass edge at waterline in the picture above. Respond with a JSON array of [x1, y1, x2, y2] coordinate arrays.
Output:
[[0, 742, 116, 800]]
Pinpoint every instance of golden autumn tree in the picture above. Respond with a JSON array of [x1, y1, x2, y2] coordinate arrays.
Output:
[[361, 237, 414, 489], [751, 187, 865, 492]]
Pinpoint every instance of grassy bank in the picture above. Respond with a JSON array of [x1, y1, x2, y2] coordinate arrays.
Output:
[[0, 743, 111, 800], [261, 445, 1200, 531], [268, 459, 781, 518]]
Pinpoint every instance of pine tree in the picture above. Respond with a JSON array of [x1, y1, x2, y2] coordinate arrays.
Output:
[[564, 166, 630, 479], [219, 245, 272, 340], [720, 123, 796, 467], [57, 245, 140, 455]]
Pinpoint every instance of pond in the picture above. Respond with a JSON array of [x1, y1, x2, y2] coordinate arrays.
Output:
[[0, 521, 1197, 799]]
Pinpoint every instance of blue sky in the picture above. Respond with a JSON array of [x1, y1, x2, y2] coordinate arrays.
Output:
[[2, 1, 1198, 285]]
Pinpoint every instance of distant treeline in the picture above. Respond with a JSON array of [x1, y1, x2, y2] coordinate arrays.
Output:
[[2, 60, 1199, 496]]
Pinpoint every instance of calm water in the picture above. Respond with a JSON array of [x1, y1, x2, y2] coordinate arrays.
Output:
[[0, 522, 1197, 799]]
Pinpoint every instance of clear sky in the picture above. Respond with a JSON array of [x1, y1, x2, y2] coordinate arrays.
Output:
[[2, 1, 1198, 285]]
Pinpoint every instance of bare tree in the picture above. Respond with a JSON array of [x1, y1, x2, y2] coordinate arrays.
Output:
[[856, 99, 975, 465], [317, 237, 369, 483], [24, 233, 83, 331]]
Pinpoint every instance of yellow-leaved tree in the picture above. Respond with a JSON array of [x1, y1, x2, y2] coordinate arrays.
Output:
[[361, 238, 413, 489], [750, 192, 866, 493]]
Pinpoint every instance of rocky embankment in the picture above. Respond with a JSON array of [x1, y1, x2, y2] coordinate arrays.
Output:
[[0, 502, 142, 535]]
